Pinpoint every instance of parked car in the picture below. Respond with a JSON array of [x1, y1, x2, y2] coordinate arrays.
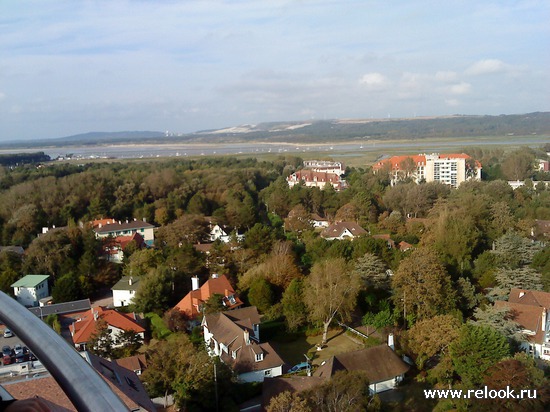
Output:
[[13, 343, 23, 355], [3, 329, 13, 338], [2, 345, 11, 357], [288, 362, 310, 374], [2, 354, 12, 365], [15, 352, 27, 363]]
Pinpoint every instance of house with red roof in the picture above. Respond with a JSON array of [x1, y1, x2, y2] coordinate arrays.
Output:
[[173, 274, 243, 319], [373, 153, 481, 188], [102, 232, 146, 263], [91, 218, 155, 246], [70, 306, 145, 351], [494, 288, 550, 360], [287, 170, 346, 191]]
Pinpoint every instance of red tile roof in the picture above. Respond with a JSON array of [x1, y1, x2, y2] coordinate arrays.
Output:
[[70, 307, 145, 345], [174, 274, 243, 318], [494, 300, 545, 344]]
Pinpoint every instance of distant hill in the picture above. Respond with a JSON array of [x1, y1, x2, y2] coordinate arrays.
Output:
[[2, 112, 549, 148]]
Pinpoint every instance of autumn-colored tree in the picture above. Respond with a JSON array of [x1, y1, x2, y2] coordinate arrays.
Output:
[[405, 315, 462, 370], [479, 353, 550, 411], [266, 391, 311, 412], [163, 308, 190, 332], [284, 204, 313, 234], [392, 248, 456, 323], [304, 258, 361, 345]]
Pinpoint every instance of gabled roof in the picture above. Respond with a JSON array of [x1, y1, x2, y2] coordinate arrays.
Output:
[[174, 274, 243, 318], [4, 353, 156, 411], [71, 307, 145, 345], [313, 345, 409, 383], [115, 354, 147, 373], [289, 170, 342, 184], [494, 300, 545, 344], [320, 221, 368, 239], [509, 288, 550, 308], [111, 276, 140, 292], [92, 218, 154, 234], [204, 307, 284, 374], [262, 376, 324, 409], [11, 274, 50, 288]]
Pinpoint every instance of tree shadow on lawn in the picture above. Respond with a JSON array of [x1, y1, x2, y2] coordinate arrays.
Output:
[[270, 328, 365, 368]]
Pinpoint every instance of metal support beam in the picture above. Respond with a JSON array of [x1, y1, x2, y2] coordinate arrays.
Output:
[[0, 291, 129, 412]]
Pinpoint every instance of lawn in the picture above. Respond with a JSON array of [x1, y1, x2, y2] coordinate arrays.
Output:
[[269, 327, 368, 368], [144, 312, 172, 340]]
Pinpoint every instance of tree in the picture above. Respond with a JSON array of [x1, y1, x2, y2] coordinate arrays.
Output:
[[88, 318, 115, 359], [303, 258, 361, 345], [470, 304, 523, 344], [248, 277, 274, 313], [449, 324, 510, 386], [163, 308, 190, 332], [494, 267, 543, 295], [143, 333, 223, 409], [52, 272, 82, 303], [266, 391, 311, 412], [114, 329, 143, 358], [204, 293, 225, 314], [133, 266, 174, 314], [392, 248, 456, 323], [303, 370, 374, 412], [284, 204, 313, 234], [281, 278, 307, 331], [405, 315, 462, 370], [480, 353, 550, 411], [501, 148, 536, 181], [354, 253, 390, 290]]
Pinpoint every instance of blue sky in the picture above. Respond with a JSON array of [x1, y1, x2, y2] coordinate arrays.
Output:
[[1, 0, 549, 141]]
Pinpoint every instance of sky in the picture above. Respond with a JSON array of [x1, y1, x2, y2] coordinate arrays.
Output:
[[1, 0, 549, 141]]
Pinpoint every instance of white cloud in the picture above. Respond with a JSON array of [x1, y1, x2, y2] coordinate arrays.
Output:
[[448, 82, 472, 95], [359, 72, 389, 90], [445, 99, 460, 107], [465, 59, 506, 75], [435, 71, 458, 82]]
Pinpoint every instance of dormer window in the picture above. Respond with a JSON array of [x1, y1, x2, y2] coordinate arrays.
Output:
[[232, 350, 236, 359], [255, 352, 264, 362]]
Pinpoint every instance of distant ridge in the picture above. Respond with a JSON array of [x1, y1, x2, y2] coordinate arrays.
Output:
[[2, 112, 549, 148]]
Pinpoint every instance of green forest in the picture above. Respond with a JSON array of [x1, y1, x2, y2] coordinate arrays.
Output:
[[1, 144, 550, 411]]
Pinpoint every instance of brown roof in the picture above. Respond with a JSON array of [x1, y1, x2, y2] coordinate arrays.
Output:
[[93, 218, 154, 234], [313, 345, 409, 383], [174, 274, 243, 318], [262, 376, 324, 409], [509, 288, 550, 308], [320, 221, 368, 239], [193, 243, 213, 253], [494, 300, 545, 344], [289, 170, 342, 184], [115, 354, 148, 373], [204, 307, 284, 374], [4, 353, 156, 411]]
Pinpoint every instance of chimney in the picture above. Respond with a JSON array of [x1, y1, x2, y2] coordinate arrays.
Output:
[[99, 223, 102, 228], [244, 329, 250, 345], [142, 217, 146, 222], [519, 291, 525, 298], [93, 309, 99, 321], [542, 309, 547, 332], [125, 219, 128, 223], [388, 333, 395, 351], [128, 277, 133, 286], [211, 273, 219, 279], [191, 276, 200, 291]]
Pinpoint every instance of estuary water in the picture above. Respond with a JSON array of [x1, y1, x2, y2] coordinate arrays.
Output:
[[0, 136, 548, 160]]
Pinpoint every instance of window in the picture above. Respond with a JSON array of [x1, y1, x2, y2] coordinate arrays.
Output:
[[264, 370, 271, 376], [255, 353, 263, 362]]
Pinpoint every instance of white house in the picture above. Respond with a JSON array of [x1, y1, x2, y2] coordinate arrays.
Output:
[[320, 221, 368, 240], [11, 275, 50, 307], [495, 288, 550, 361], [111, 276, 140, 307], [91, 218, 155, 246], [70, 307, 145, 351], [202, 307, 285, 382]]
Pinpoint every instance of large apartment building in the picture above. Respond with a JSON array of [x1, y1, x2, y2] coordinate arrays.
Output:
[[373, 153, 481, 188]]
